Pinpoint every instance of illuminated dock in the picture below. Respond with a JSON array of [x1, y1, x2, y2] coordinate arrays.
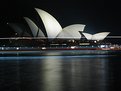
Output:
[[0, 46, 121, 56]]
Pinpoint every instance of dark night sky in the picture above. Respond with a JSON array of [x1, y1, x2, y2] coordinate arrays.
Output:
[[0, 0, 121, 37]]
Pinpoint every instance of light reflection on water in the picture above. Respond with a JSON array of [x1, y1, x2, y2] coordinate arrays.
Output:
[[41, 52, 62, 91], [0, 54, 121, 91]]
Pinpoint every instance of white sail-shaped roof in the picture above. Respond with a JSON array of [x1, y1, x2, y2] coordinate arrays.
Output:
[[24, 17, 45, 37], [7, 23, 31, 36], [35, 8, 62, 38], [92, 32, 110, 40], [82, 33, 92, 40], [83, 32, 110, 41], [56, 24, 85, 39]]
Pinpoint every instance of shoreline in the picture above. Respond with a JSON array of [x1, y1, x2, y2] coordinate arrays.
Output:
[[0, 47, 121, 56]]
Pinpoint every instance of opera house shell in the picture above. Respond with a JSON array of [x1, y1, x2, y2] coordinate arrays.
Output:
[[24, 17, 45, 37], [8, 8, 110, 41], [34, 8, 86, 39], [82, 32, 110, 41]]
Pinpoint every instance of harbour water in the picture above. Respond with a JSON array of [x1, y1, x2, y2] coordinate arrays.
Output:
[[0, 52, 121, 91]]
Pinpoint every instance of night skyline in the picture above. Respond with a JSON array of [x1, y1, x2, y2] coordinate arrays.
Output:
[[0, 0, 120, 37]]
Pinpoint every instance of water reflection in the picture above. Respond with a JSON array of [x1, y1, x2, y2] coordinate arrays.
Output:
[[61, 56, 108, 91], [0, 54, 121, 91], [41, 52, 62, 91]]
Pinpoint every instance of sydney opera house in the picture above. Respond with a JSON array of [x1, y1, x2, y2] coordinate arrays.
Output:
[[2, 8, 120, 53]]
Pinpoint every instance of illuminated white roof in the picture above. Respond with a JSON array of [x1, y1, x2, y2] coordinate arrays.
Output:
[[92, 32, 110, 40], [24, 17, 45, 37], [57, 24, 85, 39], [35, 8, 62, 38], [83, 32, 110, 41], [82, 33, 92, 40], [8, 23, 31, 36]]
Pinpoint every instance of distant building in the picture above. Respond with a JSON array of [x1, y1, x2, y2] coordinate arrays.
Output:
[[6, 8, 110, 46]]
